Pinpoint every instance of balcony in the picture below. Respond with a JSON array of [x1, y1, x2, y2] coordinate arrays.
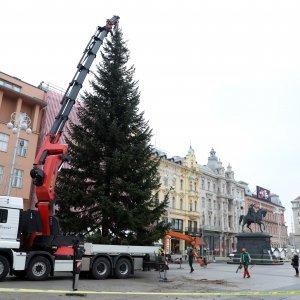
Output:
[[202, 225, 222, 232], [185, 227, 202, 236], [186, 210, 199, 218]]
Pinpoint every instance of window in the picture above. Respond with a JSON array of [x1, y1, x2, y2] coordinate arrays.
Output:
[[4, 82, 12, 89], [172, 176, 176, 187], [194, 201, 197, 211], [208, 199, 212, 210], [201, 179, 205, 189], [171, 219, 183, 231], [180, 198, 183, 210], [0, 165, 4, 184], [17, 139, 29, 157], [180, 179, 183, 190], [194, 182, 197, 191], [172, 197, 176, 209], [193, 221, 197, 231], [208, 181, 210, 191], [188, 220, 192, 231], [163, 176, 168, 187], [0, 133, 9, 152], [202, 197, 205, 208], [189, 182, 192, 190], [11, 169, 24, 188], [0, 78, 21, 92], [189, 201, 193, 211], [0, 209, 8, 223]]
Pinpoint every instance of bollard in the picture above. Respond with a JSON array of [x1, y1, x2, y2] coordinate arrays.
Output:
[[72, 239, 85, 291]]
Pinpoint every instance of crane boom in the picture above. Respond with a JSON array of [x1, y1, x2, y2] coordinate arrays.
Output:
[[165, 231, 206, 267], [29, 16, 119, 239]]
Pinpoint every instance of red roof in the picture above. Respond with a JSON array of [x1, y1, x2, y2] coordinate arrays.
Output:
[[294, 196, 300, 201]]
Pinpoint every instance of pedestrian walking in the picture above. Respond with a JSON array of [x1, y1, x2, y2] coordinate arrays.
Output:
[[187, 244, 194, 273], [291, 253, 299, 277], [240, 248, 251, 278]]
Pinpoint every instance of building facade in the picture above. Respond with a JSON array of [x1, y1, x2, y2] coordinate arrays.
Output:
[[156, 147, 245, 257], [0, 71, 46, 209], [199, 148, 245, 257], [157, 147, 289, 256], [291, 196, 300, 251], [155, 147, 201, 254]]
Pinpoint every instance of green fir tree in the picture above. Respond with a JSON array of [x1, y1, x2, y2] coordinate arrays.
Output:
[[56, 28, 168, 245]]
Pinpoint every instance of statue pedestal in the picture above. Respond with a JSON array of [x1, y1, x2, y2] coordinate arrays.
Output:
[[229, 232, 283, 265]]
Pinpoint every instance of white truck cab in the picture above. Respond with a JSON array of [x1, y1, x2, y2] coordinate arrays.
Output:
[[0, 196, 23, 249]]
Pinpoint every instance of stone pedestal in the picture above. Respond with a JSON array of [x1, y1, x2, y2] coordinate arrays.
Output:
[[230, 232, 282, 265]]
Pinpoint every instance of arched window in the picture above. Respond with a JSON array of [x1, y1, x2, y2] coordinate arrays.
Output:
[[180, 198, 183, 210], [172, 197, 176, 209]]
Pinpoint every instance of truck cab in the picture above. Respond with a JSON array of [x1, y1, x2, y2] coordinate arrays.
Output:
[[0, 196, 23, 249]]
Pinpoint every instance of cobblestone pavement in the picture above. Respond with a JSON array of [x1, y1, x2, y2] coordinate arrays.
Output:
[[0, 261, 299, 299]]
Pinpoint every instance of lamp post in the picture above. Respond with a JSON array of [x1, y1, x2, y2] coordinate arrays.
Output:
[[6, 112, 32, 196], [164, 186, 175, 255], [275, 209, 282, 248]]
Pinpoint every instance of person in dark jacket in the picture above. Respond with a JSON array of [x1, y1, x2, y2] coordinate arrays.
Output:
[[240, 248, 251, 278], [187, 244, 194, 273], [291, 253, 299, 277]]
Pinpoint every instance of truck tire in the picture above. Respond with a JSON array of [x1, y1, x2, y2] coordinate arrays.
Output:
[[0, 256, 9, 281], [26, 256, 51, 281], [114, 258, 131, 279], [91, 257, 111, 280]]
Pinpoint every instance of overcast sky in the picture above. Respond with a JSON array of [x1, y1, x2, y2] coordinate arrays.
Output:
[[1, 0, 299, 232]]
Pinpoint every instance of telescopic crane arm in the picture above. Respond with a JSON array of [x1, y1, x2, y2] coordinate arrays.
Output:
[[30, 16, 120, 237], [165, 231, 206, 267]]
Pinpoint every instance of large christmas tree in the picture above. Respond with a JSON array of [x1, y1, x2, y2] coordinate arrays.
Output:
[[56, 28, 168, 245]]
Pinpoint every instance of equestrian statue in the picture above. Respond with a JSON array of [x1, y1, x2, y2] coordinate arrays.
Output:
[[239, 204, 267, 232]]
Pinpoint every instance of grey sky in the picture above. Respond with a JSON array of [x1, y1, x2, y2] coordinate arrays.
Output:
[[1, 0, 299, 232]]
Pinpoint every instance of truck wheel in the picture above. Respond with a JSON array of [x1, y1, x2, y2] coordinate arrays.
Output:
[[26, 256, 51, 281], [114, 258, 132, 279], [91, 257, 111, 280], [0, 256, 9, 281]]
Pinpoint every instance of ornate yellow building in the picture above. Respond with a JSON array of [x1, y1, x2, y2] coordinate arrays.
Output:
[[155, 146, 201, 253]]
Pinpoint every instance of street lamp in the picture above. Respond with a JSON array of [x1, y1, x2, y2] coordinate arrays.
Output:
[[275, 209, 282, 248], [6, 112, 32, 196]]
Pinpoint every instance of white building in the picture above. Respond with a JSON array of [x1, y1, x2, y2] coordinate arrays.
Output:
[[291, 196, 300, 251], [199, 148, 245, 257]]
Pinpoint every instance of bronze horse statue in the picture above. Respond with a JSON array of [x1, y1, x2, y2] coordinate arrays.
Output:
[[239, 208, 267, 232]]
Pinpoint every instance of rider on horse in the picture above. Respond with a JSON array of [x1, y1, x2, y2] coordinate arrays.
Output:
[[247, 204, 256, 222], [240, 205, 267, 232]]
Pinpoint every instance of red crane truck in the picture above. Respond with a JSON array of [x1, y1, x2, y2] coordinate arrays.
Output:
[[0, 16, 160, 282]]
